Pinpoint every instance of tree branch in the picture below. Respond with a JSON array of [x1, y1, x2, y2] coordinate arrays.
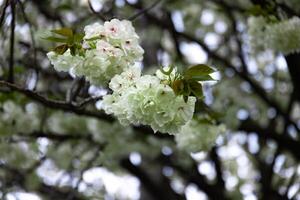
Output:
[[87, 0, 106, 21], [0, 80, 113, 122], [8, 0, 16, 83], [127, 0, 163, 21]]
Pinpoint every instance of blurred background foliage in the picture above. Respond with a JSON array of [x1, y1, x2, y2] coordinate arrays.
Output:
[[0, 0, 299, 199]]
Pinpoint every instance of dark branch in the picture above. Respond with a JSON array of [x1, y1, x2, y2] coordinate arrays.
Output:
[[0, 80, 113, 122], [8, 0, 15, 83], [127, 0, 163, 21], [239, 119, 300, 160], [87, 0, 106, 21]]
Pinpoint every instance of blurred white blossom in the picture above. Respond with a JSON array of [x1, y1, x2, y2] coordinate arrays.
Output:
[[248, 16, 300, 54], [0, 101, 41, 135], [175, 117, 226, 152]]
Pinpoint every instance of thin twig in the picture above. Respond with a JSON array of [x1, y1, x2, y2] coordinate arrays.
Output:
[[77, 95, 102, 107], [66, 78, 79, 103], [128, 0, 163, 21], [87, 0, 106, 21], [66, 77, 85, 103]]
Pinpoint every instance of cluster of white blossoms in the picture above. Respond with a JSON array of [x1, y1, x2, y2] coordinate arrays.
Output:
[[47, 19, 144, 85], [0, 101, 41, 135], [45, 19, 206, 135], [248, 16, 300, 54], [175, 117, 226, 152], [102, 67, 196, 134]]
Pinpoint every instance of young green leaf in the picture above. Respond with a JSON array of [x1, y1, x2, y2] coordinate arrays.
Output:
[[182, 81, 191, 96], [74, 33, 84, 43], [188, 74, 215, 81], [69, 45, 76, 56], [43, 36, 68, 43], [184, 64, 215, 80], [88, 41, 96, 49], [171, 79, 184, 95], [53, 44, 68, 55], [188, 80, 203, 99], [51, 28, 73, 37], [85, 36, 102, 41]]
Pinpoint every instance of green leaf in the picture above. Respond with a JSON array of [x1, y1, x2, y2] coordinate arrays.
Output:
[[43, 36, 68, 43], [67, 36, 74, 45], [53, 44, 68, 55], [171, 79, 184, 95], [88, 41, 96, 49], [189, 81, 203, 99], [85, 36, 102, 41], [184, 64, 215, 80], [188, 74, 215, 81], [51, 28, 73, 37], [182, 81, 191, 96], [70, 45, 76, 56], [74, 33, 84, 43], [78, 49, 85, 57]]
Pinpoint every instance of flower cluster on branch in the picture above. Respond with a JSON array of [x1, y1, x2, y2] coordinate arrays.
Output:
[[47, 19, 144, 85], [102, 66, 196, 134], [248, 16, 300, 54], [46, 17, 217, 148]]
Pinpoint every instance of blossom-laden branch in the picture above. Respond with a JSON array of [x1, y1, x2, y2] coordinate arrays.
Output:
[[45, 18, 215, 135]]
